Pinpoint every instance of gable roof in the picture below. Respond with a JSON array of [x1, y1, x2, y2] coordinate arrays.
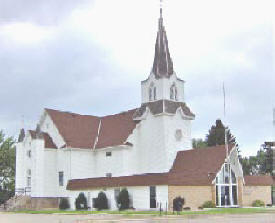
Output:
[[45, 108, 138, 149], [67, 145, 234, 190], [168, 145, 234, 186], [244, 175, 275, 186], [29, 130, 57, 149]]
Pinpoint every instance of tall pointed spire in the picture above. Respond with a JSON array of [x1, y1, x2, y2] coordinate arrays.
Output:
[[152, 1, 174, 79]]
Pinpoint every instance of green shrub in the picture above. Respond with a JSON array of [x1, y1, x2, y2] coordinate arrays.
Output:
[[93, 191, 109, 210], [202, 200, 216, 208], [173, 196, 185, 212], [117, 188, 130, 210], [75, 192, 88, 210], [59, 198, 70, 210], [252, 200, 265, 207]]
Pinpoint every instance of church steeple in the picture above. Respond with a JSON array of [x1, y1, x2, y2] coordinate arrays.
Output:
[[152, 2, 174, 79]]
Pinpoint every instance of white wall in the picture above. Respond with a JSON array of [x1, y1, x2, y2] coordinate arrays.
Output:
[[15, 133, 33, 195], [68, 185, 168, 210]]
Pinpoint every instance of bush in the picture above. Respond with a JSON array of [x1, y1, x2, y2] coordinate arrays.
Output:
[[202, 201, 216, 208], [252, 200, 265, 207], [173, 196, 185, 212], [75, 193, 88, 210], [93, 191, 108, 210], [117, 188, 130, 210], [183, 207, 191, 211], [59, 198, 70, 210]]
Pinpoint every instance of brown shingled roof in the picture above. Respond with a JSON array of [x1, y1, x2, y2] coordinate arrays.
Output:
[[244, 175, 275, 186], [29, 130, 57, 149], [67, 145, 234, 190], [67, 173, 168, 190], [45, 108, 138, 149], [169, 145, 234, 186]]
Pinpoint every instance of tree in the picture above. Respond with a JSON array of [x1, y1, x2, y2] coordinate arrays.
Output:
[[117, 188, 130, 210], [0, 130, 15, 205], [206, 119, 236, 147], [59, 198, 70, 210], [75, 192, 88, 210], [239, 144, 273, 176], [173, 196, 184, 213], [192, 138, 207, 149], [93, 191, 108, 210]]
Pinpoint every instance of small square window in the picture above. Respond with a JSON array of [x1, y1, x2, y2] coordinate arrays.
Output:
[[106, 173, 112, 177], [106, 152, 112, 157]]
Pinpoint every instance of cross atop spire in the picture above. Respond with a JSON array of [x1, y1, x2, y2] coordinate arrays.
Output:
[[152, 0, 174, 79]]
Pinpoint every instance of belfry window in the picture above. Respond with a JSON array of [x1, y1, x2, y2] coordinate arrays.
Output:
[[149, 83, 156, 101], [170, 84, 178, 101]]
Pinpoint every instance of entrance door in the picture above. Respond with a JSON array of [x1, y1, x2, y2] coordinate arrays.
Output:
[[216, 163, 238, 207]]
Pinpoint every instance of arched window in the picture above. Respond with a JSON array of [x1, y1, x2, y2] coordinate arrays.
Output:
[[170, 84, 178, 101], [149, 83, 156, 101], [215, 163, 238, 207]]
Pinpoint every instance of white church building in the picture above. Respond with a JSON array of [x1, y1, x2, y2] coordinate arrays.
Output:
[[15, 7, 273, 210]]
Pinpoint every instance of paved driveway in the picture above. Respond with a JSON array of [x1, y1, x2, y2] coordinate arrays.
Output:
[[1, 213, 275, 223]]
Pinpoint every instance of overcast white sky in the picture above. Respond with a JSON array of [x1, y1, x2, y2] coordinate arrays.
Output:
[[0, 0, 274, 156]]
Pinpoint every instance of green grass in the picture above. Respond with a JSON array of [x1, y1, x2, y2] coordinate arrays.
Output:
[[8, 207, 275, 216]]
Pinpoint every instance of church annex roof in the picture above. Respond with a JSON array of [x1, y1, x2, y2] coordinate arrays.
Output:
[[67, 145, 234, 190], [168, 144, 234, 186], [244, 175, 275, 186], [152, 8, 174, 79], [45, 108, 138, 149]]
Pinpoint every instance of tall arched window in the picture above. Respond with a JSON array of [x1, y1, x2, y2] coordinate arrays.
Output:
[[215, 163, 238, 207], [149, 83, 156, 101], [170, 84, 178, 101]]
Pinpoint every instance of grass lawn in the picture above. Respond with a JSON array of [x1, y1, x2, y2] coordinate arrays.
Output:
[[9, 207, 275, 216]]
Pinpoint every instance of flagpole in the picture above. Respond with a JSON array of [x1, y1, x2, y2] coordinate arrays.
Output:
[[223, 82, 229, 161]]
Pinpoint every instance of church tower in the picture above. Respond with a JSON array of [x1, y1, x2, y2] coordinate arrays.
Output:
[[139, 6, 186, 105], [132, 4, 195, 173]]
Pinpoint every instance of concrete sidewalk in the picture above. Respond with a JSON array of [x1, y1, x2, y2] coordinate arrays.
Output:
[[1, 213, 275, 223]]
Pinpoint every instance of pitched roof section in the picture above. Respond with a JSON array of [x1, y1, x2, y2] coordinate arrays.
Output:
[[244, 175, 275, 186], [152, 9, 174, 79], [133, 100, 195, 119], [67, 173, 168, 190], [67, 145, 234, 190], [96, 109, 138, 149], [169, 145, 234, 186], [29, 130, 57, 149], [45, 108, 138, 149]]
